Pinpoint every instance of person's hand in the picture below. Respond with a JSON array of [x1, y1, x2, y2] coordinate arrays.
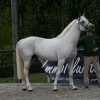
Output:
[[92, 48, 98, 53]]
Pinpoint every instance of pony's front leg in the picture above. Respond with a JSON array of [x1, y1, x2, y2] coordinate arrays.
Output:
[[24, 61, 33, 92], [53, 59, 65, 91], [68, 60, 77, 90]]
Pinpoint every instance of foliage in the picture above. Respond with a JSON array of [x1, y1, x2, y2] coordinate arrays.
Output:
[[0, 0, 10, 13], [0, 7, 12, 45], [17, 0, 100, 38], [29, 73, 47, 83], [30, 58, 44, 73], [18, 0, 64, 38], [0, 66, 13, 78], [0, 0, 100, 78], [0, 50, 13, 78], [0, 0, 100, 41], [0, 73, 47, 83], [0, 77, 13, 83], [0, 50, 44, 78]]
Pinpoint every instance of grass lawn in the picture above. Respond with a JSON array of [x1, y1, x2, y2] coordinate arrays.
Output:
[[29, 73, 48, 83], [0, 73, 48, 83]]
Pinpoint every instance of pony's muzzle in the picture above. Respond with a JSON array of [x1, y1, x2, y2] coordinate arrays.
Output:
[[87, 24, 95, 32]]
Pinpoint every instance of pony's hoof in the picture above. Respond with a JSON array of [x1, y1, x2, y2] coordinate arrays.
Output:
[[28, 89, 33, 92], [22, 88, 27, 91], [53, 89, 58, 91], [72, 87, 78, 90]]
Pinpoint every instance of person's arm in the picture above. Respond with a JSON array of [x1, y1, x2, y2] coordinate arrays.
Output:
[[93, 36, 100, 52], [97, 36, 100, 51]]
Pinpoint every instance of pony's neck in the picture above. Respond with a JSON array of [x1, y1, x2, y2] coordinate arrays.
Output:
[[62, 21, 81, 47], [57, 19, 76, 38]]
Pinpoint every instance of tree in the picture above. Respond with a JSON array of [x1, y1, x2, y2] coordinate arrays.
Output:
[[11, 0, 18, 82]]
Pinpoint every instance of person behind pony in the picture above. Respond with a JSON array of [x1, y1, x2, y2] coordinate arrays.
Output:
[[78, 30, 100, 88]]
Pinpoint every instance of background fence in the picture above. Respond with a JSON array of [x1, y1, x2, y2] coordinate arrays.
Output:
[[0, 50, 13, 78], [0, 50, 44, 78]]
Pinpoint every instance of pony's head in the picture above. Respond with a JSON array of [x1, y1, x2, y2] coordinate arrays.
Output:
[[77, 15, 95, 32]]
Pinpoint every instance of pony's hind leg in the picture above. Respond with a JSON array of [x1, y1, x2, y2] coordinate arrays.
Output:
[[22, 79, 27, 91], [24, 58, 33, 92], [68, 60, 77, 90], [53, 59, 65, 91]]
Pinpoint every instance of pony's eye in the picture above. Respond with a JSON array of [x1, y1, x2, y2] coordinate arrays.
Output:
[[81, 21, 84, 24]]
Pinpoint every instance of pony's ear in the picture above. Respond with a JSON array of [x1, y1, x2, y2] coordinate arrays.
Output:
[[78, 13, 81, 20], [82, 13, 85, 16]]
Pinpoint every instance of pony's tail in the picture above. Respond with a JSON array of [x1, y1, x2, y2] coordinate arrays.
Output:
[[16, 40, 24, 80]]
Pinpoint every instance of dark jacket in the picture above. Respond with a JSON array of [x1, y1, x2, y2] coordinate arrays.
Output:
[[78, 34, 100, 56]]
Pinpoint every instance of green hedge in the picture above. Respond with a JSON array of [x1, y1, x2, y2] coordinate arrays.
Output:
[[0, 66, 13, 78], [0, 50, 13, 78], [29, 58, 44, 73], [0, 57, 44, 78]]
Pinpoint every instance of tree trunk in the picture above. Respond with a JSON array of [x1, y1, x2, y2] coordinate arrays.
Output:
[[11, 0, 18, 82]]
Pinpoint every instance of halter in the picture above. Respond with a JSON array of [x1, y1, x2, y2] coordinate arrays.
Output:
[[77, 18, 90, 31]]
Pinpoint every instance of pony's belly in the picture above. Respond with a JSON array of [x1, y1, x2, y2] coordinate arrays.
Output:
[[35, 52, 57, 61]]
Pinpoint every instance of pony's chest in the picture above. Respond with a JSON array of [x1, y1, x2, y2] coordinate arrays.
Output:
[[58, 46, 76, 57]]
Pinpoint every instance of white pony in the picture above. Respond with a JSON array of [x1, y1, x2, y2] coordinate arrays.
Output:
[[16, 15, 94, 91]]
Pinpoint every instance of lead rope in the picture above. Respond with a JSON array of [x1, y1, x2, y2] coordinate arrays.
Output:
[[94, 56, 99, 62]]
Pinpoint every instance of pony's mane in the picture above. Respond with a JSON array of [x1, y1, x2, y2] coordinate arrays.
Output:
[[57, 19, 76, 38]]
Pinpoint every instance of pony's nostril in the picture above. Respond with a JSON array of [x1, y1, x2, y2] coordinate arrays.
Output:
[[92, 25, 95, 31], [87, 25, 95, 32], [89, 25, 95, 32], [92, 25, 95, 29]]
